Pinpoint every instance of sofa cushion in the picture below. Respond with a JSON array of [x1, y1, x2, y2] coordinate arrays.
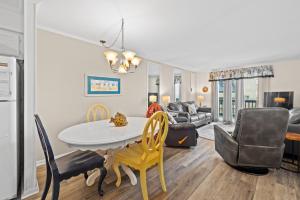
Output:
[[181, 103, 189, 112], [174, 117, 189, 123], [168, 102, 184, 112], [289, 108, 300, 124], [188, 104, 197, 114], [205, 113, 212, 119], [190, 114, 199, 122], [197, 113, 206, 120], [182, 101, 197, 112]]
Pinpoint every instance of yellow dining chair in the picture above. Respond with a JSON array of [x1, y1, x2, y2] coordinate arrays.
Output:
[[113, 111, 169, 200], [86, 104, 111, 122]]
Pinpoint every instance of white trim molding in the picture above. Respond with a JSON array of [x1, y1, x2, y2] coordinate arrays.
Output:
[[22, 0, 39, 198]]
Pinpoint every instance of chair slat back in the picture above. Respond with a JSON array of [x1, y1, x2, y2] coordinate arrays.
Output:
[[141, 111, 169, 156], [34, 115, 57, 169], [86, 104, 111, 122]]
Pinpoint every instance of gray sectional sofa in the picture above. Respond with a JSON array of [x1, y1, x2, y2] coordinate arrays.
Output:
[[167, 101, 212, 127]]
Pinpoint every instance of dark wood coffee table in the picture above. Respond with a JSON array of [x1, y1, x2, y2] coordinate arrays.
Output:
[[282, 132, 300, 173]]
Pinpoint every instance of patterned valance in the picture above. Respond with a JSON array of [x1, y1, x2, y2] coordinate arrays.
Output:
[[209, 65, 274, 82]]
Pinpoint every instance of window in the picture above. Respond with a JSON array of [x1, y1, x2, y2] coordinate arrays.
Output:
[[218, 80, 237, 120], [244, 78, 258, 108], [148, 75, 159, 106], [218, 80, 224, 119], [174, 74, 181, 102], [231, 80, 237, 118]]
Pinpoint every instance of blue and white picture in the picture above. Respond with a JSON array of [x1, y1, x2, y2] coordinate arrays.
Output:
[[85, 75, 121, 96]]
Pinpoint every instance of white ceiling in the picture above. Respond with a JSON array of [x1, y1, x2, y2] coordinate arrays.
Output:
[[37, 0, 300, 72]]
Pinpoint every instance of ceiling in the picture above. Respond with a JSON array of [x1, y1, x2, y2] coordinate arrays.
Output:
[[37, 0, 300, 72]]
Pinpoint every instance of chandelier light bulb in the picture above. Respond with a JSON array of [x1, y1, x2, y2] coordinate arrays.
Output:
[[122, 51, 136, 62], [131, 57, 142, 66], [104, 51, 118, 63], [118, 65, 128, 74]]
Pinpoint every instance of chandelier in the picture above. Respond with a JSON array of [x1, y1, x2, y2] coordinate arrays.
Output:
[[100, 18, 142, 74]]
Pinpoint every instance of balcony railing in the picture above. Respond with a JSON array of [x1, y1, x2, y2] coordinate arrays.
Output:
[[219, 98, 256, 117]]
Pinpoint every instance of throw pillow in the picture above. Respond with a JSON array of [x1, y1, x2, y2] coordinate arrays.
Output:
[[177, 104, 184, 112], [188, 104, 197, 114], [167, 112, 178, 124]]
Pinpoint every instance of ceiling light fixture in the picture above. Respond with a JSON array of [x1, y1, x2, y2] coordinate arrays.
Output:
[[100, 18, 142, 74]]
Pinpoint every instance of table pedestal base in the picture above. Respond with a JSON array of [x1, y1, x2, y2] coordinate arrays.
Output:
[[86, 154, 137, 186]]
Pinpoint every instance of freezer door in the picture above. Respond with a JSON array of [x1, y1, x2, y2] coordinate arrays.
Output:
[[0, 101, 17, 199]]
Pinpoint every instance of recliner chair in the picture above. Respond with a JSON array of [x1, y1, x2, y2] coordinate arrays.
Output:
[[214, 108, 289, 174]]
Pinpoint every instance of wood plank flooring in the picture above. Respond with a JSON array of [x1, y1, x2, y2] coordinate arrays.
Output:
[[26, 138, 300, 200]]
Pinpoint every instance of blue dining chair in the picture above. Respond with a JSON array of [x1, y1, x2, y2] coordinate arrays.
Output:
[[34, 114, 107, 200]]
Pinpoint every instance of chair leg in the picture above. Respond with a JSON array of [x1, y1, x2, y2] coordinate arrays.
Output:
[[140, 169, 149, 200], [98, 167, 107, 196], [52, 178, 60, 200], [84, 172, 88, 180], [158, 160, 167, 192], [113, 161, 122, 187], [41, 164, 52, 200]]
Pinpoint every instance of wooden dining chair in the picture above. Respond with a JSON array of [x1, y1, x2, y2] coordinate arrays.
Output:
[[34, 115, 107, 200], [113, 111, 169, 200], [86, 103, 111, 122]]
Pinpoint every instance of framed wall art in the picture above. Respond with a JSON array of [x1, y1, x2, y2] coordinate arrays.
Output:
[[85, 75, 121, 96]]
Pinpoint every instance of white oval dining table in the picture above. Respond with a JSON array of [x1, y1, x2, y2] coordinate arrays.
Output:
[[58, 117, 149, 186]]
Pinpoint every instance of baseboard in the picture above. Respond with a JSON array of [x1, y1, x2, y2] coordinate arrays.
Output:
[[21, 183, 39, 199], [36, 151, 75, 167]]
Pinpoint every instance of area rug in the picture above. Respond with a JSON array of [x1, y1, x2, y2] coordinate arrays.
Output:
[[196, 122, 235, 141]]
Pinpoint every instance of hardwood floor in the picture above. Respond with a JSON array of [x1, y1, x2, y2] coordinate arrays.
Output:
[[26, 138, 300, 200]]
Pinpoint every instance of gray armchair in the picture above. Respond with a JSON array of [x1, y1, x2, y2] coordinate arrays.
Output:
[[215, 108, 289, 173]]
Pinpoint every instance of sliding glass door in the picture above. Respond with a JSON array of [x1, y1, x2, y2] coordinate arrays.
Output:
[[232, 80, 237, 118], [244, 78, 258, 108], [218, 80, 224, 120], [218, 78, 257, 121]]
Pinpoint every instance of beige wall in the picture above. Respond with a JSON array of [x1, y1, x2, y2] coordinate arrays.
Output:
[[196, 72, 211, 107], [181, 71, 197, 102], [36, 30, 148, 160], [159, 65, 174, 103], [269, 59, 300, 107]]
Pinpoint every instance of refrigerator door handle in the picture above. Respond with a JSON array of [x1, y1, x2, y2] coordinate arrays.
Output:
[[9, 72, 12, 96]]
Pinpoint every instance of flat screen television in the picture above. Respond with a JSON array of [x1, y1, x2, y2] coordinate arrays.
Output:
[[264, 91, 294, 110]]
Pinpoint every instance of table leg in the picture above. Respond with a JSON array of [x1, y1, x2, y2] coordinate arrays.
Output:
[[86, 154, 109, 186], [121, 164, 137, 185], [86, 169, 100, 186], [85, 152, 138, 186]]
